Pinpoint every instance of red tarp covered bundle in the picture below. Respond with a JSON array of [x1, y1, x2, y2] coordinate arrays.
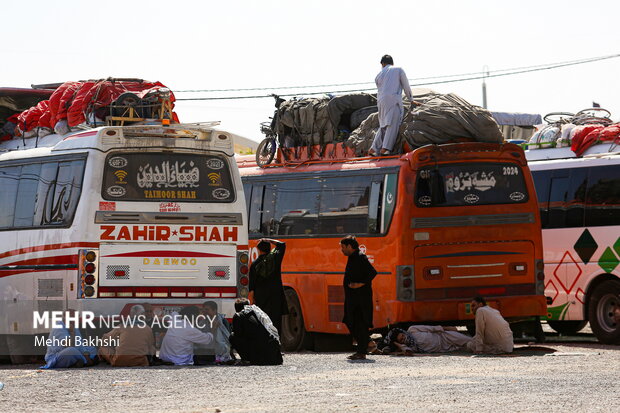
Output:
[[571, 123, 620, 156], [15, 79, 177, 136]]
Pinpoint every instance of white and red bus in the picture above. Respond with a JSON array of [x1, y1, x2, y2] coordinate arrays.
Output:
[[238, 142, 547, 350], [0, 123, 249, 360], [527, 144, 620, 343]]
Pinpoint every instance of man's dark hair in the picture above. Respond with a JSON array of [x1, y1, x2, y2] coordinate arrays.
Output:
[[257, 240, 271, 254], [235, 298, 250, 312], [203, 301, 218, 312], [380, 54, 394, 65], [473, 296, 487, 306], [180, 305, 200, 323], [340, 235, 359, 250]]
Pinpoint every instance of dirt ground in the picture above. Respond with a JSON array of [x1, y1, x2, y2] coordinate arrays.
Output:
[[1, 342, 619, 413]]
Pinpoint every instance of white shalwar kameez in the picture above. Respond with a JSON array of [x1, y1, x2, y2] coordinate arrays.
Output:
[[159, 312, 214, 365], [406, 325, 472, 353], [370, 65, 413, 154], [467, 306, 514, 354]]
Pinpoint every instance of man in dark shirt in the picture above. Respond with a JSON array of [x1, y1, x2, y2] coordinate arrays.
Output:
[[248, 238, 288, 335], [340, 235, 378, 360]]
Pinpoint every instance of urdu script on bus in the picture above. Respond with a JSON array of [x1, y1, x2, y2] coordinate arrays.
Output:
[[137, 161, 200, 188], [99, 225, 238, 242], [445, 171, 498, 192]]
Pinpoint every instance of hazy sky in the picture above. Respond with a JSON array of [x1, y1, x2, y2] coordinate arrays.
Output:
[[4, 1, 620, 142]]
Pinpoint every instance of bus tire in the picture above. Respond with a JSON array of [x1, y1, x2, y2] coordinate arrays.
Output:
[[282, 288, 307, 351], [588, 279, 620, 344], [547, 320, 587, 335]]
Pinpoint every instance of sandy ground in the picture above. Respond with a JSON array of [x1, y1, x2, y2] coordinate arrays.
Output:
[[1, 342, 619, 413]]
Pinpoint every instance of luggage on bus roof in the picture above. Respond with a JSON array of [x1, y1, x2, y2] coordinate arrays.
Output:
[[2, 78, 177, 141], [344, 92, 503, 156]]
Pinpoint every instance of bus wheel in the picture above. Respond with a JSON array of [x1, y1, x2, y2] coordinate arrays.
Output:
[[588, 280, 620, 344], [282, 289, 307, 351], [547, 320, 588, 335]]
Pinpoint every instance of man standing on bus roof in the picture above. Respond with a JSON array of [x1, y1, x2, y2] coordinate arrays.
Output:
[[467, 296, 514, 354], [340, 235, 378, 360], [248, 238, 289, 335], [368, 54, 413, 157]]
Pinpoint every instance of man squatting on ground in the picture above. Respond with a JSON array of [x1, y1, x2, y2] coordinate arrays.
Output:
[[340, 235, 378, 360], [467, 296, 514, 354], [369, 54, 413, 156]]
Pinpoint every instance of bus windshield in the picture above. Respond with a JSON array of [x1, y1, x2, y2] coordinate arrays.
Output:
[[415, 162, 529, 207], [101, 152, 235, 202]]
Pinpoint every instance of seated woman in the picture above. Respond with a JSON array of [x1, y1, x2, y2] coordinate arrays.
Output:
[[382, 325, 472, 354]]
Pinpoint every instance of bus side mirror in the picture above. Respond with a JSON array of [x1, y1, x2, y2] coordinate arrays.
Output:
[[431, 169, 446, 205]]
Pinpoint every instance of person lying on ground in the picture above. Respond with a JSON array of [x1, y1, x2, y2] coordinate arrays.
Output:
[[159, 306, 213, 365], [98, 304, 156, 367], [381, 325, 472, 355]]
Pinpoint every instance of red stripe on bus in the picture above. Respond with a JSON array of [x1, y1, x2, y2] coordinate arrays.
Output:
[[63, 130, 99, 140], [0, 242, 100, 260], [4, 254, 78, 267], [103, 251, 233, 258], [0, 255, 79, 278]]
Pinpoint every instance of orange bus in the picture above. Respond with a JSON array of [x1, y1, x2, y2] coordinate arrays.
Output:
[[238, 142, 547, 350]]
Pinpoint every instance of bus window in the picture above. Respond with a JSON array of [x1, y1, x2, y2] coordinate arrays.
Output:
[[0, 157, 86, 229], [262, 184, 277, 235], [318, 175, 371, 235], [14, 163, 42, 227], [547, 172, 569, 229], [50, 160, 85, 224], [101, 153, 235, 203], [274, 178, 321, 235], [380, 173, 397, 233], [36, 162, 61, 226], [416, 162, 529, 207], [242, 181, 252, 210], [586, 164, 620, 226], [566, 168, 587, 228], [532, 170, 551, 228], [0, 166, 20, 228], [248, 184, 264, 235]]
